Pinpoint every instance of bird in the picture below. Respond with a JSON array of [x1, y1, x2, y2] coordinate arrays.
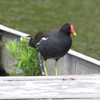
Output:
[[28, 23, 76, 76]]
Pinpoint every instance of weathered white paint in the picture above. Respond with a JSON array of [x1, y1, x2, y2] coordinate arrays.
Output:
[[68, 49, 100, 66], [0, 75, 100, 99], [0, 24, 29, 36]]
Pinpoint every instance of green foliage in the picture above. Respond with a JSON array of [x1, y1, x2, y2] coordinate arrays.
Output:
[[0, 41, 6, 46], [0, 41, 2, 46], [5, 37, 40, 76], [0, 41, 2, 43]]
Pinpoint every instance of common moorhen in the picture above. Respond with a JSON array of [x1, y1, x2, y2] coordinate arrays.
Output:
[[29, 23, 76, 76]]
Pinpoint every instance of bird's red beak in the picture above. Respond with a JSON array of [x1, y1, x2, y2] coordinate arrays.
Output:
[[70, 24, 76, 36]]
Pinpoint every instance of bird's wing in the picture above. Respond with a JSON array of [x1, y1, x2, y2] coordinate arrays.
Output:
[[28, 29, 59, 48], [34, 29, 59, 44]]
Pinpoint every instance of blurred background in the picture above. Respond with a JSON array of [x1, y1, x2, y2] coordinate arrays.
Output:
[[0, 0, 100, 60]]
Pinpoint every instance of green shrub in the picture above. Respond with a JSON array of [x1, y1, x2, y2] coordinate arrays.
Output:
[[5, 37, 40, 76], [0, 41, 6, 46]]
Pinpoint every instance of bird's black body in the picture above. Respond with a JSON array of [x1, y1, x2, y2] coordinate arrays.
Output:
[[37, 30, 72, 60], [29, 23, 76, 76], [29, 23, 74, 61]]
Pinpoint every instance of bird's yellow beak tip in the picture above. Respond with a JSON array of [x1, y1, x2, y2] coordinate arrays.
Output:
[[73, 33, 77, 36]]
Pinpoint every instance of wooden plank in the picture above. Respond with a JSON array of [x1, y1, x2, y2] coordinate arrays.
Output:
[[0, 75, 100, 99], [0, 74, 100, 81]]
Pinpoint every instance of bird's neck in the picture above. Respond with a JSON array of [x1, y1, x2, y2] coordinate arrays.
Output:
[[58, 30, 70, 36]]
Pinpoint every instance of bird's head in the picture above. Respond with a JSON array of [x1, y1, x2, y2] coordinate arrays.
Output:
[[60, 23, 76, 36]]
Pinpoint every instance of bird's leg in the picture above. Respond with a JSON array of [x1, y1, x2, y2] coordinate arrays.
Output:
[[38, 52, 45, 76], [54, 60, 58, 76], [43, 60, 48, 76]]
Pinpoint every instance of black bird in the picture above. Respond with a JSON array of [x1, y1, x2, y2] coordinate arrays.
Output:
[[29, 23, 76, 76]]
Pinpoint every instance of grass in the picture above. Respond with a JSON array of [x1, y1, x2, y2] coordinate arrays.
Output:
[[0, 0, 100, 60]]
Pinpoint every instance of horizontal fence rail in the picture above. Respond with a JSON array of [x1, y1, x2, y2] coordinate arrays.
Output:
[[0, 75, 100, 99]]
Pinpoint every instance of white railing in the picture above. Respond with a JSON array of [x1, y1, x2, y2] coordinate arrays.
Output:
[[0, 24, 100, 75]]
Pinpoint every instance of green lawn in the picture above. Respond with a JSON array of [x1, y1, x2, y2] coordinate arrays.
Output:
[[0, 0, 100, 60]]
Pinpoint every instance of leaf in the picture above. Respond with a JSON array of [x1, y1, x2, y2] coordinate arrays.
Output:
[[17, 60, 23, 69], [5, 39, 17, 54], [20, 51, 28, 61]]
